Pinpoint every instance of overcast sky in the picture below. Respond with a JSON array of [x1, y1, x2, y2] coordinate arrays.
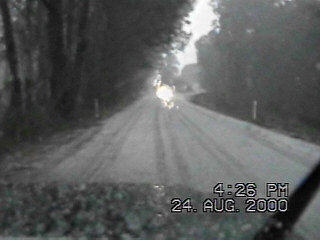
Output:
[[176, 0, 216, 70]]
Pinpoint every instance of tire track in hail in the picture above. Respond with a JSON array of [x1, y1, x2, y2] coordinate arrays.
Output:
[[43, 124, 120, 183], [184, 101, 312, 167], [15, 124, 105, 183], [246, 133, 313, 167], [153, 105, 169, 185], [165, 110, 192, 186], [87, 100, 148, 181], [180, 101, 219, 121], [46, 99, 146, 182], [176, 109, 260, 183]]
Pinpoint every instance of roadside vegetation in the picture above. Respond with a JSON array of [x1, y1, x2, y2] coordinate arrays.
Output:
[[0, 183, 305, 240], [0, 0, 194, 156], [192, 0, 320, 144]]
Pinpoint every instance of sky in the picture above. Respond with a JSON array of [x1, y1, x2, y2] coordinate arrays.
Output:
[[176, 0, 216, 70]]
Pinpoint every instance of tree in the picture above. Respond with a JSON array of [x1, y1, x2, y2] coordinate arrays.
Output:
[[160, 53, 180, 85], [196, 0, 320, 124], [0, 0, 22, 112], [0, 0, 194, 142]]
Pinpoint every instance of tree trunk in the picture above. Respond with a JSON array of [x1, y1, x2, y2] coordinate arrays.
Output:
[[41, 0, 89, 117], [0, 0, 22, 112], [24, 0, 35, 110], [67, 0, 90, 116], [41, 0, 67, 115]]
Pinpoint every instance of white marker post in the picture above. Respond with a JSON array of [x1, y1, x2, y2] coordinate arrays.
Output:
[[94, 98, 100, 118], [252, 100, 257, 121]]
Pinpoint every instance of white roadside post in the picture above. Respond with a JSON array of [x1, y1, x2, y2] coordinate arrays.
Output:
[[252, 100, 257, 121], [94, 98, 100, 118]]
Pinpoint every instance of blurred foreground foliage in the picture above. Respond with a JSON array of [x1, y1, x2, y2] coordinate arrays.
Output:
[[0, 183, 297, 240]]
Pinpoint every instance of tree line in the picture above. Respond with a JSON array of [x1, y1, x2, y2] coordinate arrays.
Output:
[[196, 0, 320, 130], [0, 0, 193, 143]]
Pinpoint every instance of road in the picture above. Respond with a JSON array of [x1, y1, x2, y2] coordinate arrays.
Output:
[[1, 92, 320, 239]]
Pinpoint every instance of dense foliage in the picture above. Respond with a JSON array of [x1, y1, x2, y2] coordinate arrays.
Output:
[[196, 0, 320, 129], [0, 0, 193, 142], [0, 183, 274, 239]]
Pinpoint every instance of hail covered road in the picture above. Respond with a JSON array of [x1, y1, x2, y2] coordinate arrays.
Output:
[[1, 93, 320, 239]]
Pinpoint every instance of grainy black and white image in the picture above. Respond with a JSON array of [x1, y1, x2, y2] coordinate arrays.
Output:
[[0, 0, 319, 239]]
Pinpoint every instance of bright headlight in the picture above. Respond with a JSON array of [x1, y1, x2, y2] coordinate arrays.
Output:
[[156, 85, 174, 102]]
